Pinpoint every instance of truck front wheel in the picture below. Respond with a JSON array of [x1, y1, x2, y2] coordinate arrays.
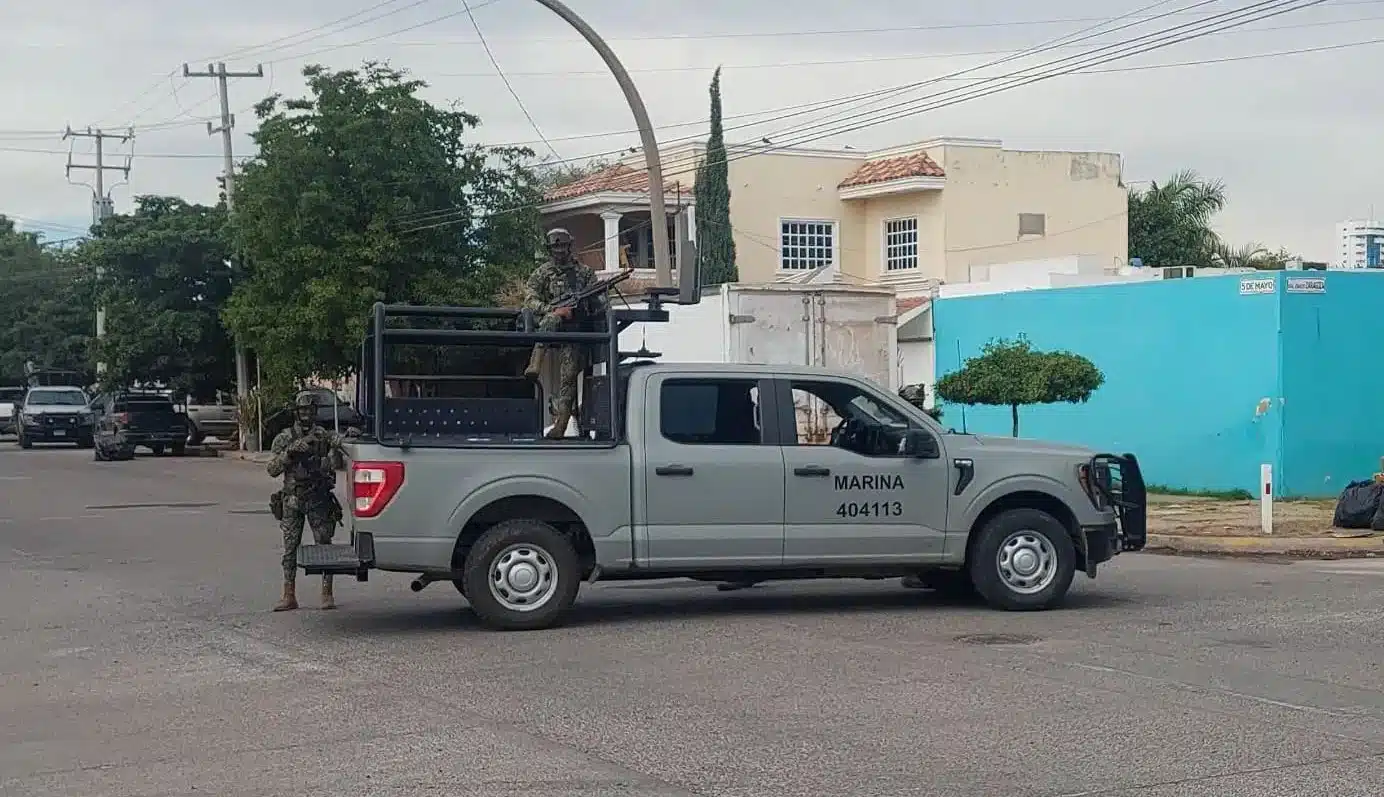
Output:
[[968, 508, 1076, 611], [461, 518, 581, 631]]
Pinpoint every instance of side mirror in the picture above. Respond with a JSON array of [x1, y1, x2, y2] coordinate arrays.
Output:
[[903, 429, 940, 459]]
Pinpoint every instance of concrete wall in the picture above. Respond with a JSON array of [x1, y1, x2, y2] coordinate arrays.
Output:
[[932, 274, 1281, 495], [1277, 271, 1384, 497], [936, 145, 1128, 285]]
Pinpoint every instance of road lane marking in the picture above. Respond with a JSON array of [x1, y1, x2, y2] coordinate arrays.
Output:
[[85, 501, 218, 510]]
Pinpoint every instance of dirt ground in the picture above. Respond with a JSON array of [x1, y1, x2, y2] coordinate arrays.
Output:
[[1147, 494, 1345, 538]]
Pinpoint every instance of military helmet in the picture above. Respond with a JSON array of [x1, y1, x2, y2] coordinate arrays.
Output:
[[545, 227, 573, 247], [293, 392, 320, 409]]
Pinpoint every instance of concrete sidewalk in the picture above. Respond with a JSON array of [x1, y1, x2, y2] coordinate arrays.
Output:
[[1146, 532, 1384, 559]]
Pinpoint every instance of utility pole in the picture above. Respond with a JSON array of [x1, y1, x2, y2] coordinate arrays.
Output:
[[63, 126, 132, 373], [184, 61, 262, 449]]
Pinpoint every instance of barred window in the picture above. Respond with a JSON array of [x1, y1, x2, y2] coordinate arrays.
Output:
[[780, 219, 836, 270], [884, 217, 918, 271]]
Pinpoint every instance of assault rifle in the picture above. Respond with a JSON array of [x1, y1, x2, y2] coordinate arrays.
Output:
[[548, 267, 633, 315]]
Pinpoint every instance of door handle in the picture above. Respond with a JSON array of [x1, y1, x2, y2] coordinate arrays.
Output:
[[655, 464, 694, 476], [794, 465, 831, 477]]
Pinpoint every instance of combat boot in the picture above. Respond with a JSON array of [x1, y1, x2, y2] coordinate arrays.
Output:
[[546, 410, 571, 439], [524, 346, 546, 379], [272, 579, 298, 611], [320, 576, 336, 610]]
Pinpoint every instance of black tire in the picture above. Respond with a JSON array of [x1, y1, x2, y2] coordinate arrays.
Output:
[[77, 435, 94, 449], [17, 434, 31, 449], [151, 444, 165, 456], [171, 441, 186, 456], [461, 518, 581, 631], [452, 580, 468, 599], [968, 508, 1076, 611]]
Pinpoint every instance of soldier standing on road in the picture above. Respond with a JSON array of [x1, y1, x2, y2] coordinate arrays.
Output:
[[523, 227, 597, 439], [267, 392, 346, 611]]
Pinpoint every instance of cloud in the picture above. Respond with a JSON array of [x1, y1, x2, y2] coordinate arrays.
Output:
[[3, 0, 1381, 260]]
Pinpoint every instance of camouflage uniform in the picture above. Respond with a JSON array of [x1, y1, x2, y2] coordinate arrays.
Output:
[[267, 393, 346, 611], [524, 228, 597, 438]]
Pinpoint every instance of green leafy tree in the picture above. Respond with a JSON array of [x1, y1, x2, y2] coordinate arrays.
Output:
[[0, 217, 93, 383], [694, 66, 737, 286], [224, 61, 543, 385], [82, 196, 235, 399], [1128, 169, 1225, 268], [935, 335, 1104, 437]]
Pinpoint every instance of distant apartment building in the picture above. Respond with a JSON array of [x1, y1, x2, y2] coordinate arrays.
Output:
[[1334, 219, 1384, 269], [537, 136, 1129, 300]]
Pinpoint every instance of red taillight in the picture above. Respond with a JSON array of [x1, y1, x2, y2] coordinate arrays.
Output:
[[352, 460, 404, 518]]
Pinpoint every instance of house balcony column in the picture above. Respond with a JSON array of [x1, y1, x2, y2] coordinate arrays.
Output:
[[600, 211, 622, 272]]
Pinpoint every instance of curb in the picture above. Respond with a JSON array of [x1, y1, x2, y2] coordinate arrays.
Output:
[[1145, 533, 1384, 560]]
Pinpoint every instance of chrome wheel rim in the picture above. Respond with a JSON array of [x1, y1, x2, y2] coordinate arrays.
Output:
[[996, 530, 1058, 595], [488, 543, 557, 612]]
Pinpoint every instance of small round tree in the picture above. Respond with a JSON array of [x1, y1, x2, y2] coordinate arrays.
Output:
[[935, 335, 1104, 437]]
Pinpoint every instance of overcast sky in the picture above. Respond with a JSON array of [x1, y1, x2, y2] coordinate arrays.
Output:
[[2, 0, 1378, 260]]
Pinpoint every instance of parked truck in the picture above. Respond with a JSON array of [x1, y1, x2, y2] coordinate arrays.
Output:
[[297, 300, 1147, 632]]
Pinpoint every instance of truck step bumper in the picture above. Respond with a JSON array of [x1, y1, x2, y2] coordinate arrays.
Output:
[[298, 532, 375, 581]]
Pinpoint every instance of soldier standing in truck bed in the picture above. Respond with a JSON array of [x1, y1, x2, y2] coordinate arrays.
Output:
[[524, 227, 597, 439]]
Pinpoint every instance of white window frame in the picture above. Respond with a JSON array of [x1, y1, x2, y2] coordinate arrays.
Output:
[[882, 216, 919, 272], [777, 217, 839, 272]]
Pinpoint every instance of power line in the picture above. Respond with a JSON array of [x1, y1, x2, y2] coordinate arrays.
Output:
[[9, 0, 1346, 143], [243, 0, 1384, 46], [84, 0, 453, 133], [544, 0, 1330, 175], [462, 0, 560, 160], [202, 0, 426, 62], [1, 31, 1369, 166], [398, 0, 1330, 233], [431, 12, 1384, 77]]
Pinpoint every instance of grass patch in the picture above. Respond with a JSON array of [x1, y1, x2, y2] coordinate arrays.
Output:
[[1147, 484, 1254, 500]]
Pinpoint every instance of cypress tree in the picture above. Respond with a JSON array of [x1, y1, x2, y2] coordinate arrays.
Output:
[[694, 66, 737, 286]]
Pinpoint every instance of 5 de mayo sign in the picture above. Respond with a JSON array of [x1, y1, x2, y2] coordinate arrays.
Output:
[[1239, 277, 1275, 295]]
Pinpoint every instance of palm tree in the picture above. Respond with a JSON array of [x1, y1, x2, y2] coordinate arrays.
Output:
[[1211, 241, 1271, 269], [1128, 169, 1227, 267]]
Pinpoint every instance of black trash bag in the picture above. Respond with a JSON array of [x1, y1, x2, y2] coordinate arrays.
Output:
[[1332, 480, 1384, 529]]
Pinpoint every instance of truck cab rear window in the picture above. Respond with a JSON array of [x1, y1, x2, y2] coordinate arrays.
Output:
[[659, 379, 761, 445]]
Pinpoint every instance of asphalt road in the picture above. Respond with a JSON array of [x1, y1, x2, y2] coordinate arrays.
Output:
[[5, 444, 1384, 796]]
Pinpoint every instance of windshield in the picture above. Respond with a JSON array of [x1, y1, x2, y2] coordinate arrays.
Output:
[[26, 389, 87, 406]]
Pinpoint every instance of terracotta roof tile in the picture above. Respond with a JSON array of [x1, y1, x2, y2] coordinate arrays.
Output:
[[838, 153, 945, 189], [543, 164, 683, 202]]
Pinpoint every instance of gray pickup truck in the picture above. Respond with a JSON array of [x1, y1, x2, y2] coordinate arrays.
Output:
[[300, 302, 1146, 631]]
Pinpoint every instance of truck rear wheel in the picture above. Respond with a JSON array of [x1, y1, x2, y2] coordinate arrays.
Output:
[[461, 518, 580, 631], [968, 508, 1076, 611]]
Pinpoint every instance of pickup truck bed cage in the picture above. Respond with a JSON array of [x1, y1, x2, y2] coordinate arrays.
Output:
[[357, 297, 670, 448]]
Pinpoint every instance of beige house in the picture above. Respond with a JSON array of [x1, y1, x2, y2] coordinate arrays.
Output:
[[537, 136, 1127, 299]]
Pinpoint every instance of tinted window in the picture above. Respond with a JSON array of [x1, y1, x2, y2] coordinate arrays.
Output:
[[115, 397, 174, 413], [26, 389, 87, 406], [0, 388, 24, 401], [660, 379, 761, 445]]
